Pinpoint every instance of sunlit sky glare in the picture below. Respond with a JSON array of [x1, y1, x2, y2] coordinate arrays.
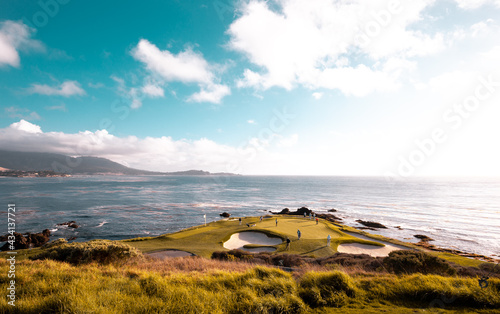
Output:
[[1, 0, 500, 176]]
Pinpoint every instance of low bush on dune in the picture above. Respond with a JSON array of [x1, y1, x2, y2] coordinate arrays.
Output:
[[317, 253, 384, 272], [383, 250, 456, 275], [41, 238, 67, 248], [360, 274, 500, 308], [31, 239, 142, 265], [212, 250, 497, 279], [212, 250, 312, 267]]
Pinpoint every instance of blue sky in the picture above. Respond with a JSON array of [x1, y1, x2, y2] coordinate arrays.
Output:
[[1, 0, 500, 176]]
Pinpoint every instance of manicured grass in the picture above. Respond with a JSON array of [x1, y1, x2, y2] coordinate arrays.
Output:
[[123, 216, 383, 258]]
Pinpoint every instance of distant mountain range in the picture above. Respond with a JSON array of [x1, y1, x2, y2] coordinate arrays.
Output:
[[0, 150, 236, 176]]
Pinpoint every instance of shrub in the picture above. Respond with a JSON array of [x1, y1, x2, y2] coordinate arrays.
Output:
[[318, 253, 385, 272], [211, 251, 238, 261], [42, 238, 68, 248], [299, 271, 358, 307], [270, 254, 310, 267], [31, 239, 142, 265], [361, 274, 500, 308], [384, 250, 456, 275]]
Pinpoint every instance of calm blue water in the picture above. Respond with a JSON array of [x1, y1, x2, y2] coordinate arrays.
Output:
[[0, 175, 499, 257]]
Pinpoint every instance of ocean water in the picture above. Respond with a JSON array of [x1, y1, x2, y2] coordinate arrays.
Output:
[[0, 175, 499, 258]]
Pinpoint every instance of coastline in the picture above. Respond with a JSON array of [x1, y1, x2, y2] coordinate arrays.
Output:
[[1, 176, 499, 260]]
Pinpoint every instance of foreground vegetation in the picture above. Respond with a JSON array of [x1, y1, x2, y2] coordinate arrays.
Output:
[[0, 256, 499, 313]]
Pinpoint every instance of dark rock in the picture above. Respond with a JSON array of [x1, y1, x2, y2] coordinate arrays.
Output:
[[414, 234, 434, 242], [273, 207, 312, 215], [295, 207, 312, 215], [57, 221, 79, 228], [278, 208, 290, 214], [395, 226, 403, 230], [0, 229, 51, 251], [68, 237, 77, 241], [327, 209, 337, 212], [220, 212, 231, 218], [355, 220, 387, 229], [315, 213, 342, 222], [271, 207, 342, 222]]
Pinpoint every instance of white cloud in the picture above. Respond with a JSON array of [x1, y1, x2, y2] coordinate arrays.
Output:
[[29, 81, 86, 97], [247, 119, 256, 124], [132, 39, 213, 84], [228, 0, 446, 96], [454, 0, 500, 9], [132, 39, 230, 103], [469, 19, 499, 37], [4, 107, 41, 121], [0, 121, 258, 173], [314, 65, 398, 96], [9, 119, 42, 133], [141, 83, 164, 97], [45, 104, 67, 111], [111, 75, 163, 109], [312, 92, 323, 100], [481, 45, 500, 61], [277, 134, 298, 147], [187, 83, 230, 103], [88, 82, 104, 89], [0, 20, 44, 68], [428, 70, 478, 93]]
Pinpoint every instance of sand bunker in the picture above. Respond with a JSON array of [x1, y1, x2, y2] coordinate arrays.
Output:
[[224, 232, 282, 253], [147, 250, 195, 259], [337, 232, 409, 257]]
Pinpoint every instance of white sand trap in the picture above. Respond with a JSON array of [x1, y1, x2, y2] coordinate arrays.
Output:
[[337, 231, 409, 257], [224, 232, 282, 252], [147, 250, 195, 259]]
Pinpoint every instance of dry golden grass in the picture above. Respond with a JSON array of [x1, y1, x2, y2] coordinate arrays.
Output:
[[123, 255, 257, 275]]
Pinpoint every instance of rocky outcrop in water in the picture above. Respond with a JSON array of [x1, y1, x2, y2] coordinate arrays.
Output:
[[57, 221, 79, 228], [220, 212, 231, 218], [0, 229, 51, 251], [273, 207, 312, 215], [355, 220, 387, 229], [272, 207, 342, 222], [414, 234, 434, 242]]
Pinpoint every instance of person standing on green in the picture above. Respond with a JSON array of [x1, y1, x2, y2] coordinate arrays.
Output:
[[297, 229, 301, 240], [327, 234, 331, 246], [275, 218, 278, 226], [286, 237, 291, 250]]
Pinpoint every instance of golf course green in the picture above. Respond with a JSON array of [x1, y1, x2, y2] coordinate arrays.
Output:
[[125, 215, 391, 258]]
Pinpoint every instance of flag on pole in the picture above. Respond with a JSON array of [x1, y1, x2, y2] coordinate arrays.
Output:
[[204, 214, 206, 226]]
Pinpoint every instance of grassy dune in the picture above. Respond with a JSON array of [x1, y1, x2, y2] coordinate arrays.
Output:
[[0, 258, 498, 313]]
